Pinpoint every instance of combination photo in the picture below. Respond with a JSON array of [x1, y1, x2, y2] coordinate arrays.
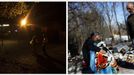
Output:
[[0, 1, 134, 74]]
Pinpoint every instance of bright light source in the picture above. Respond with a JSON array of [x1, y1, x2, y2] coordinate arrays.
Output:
[[0, 24, 9, 27], [3, 24, 9, 27], [21, 18, 27, 26]]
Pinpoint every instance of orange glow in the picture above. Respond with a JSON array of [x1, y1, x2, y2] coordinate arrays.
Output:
[[20, 18, 27, 27]]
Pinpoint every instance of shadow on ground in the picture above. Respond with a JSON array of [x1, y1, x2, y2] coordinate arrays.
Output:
[[0, 49, 66, 73], [0, 39, 66, 73], [35, 54, 66, 73]]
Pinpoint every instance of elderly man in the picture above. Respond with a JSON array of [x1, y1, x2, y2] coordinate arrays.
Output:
[[127, 2, 134, 48]]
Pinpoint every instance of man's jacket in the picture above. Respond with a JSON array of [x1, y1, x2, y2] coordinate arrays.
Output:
[[127, 14, 134, 39]]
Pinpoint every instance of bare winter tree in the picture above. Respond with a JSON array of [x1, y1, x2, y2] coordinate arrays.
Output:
[[113, 3, 122, 42], [68, 2, 110, 57]]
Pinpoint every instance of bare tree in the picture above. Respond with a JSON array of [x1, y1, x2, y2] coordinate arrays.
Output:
[[113, 3, 122, 42], [102, 2, 115, 42], [68, 2, 110, 56]]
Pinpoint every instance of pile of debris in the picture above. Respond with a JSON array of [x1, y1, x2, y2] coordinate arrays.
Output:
[[112, 43, 134, 64], [68, 51, 82, 74]]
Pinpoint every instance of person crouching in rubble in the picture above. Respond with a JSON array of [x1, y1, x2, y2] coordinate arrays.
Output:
[[82, 32, 105, 73]]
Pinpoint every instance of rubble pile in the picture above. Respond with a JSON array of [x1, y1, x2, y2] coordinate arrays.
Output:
[[112, 43, 134, 64]]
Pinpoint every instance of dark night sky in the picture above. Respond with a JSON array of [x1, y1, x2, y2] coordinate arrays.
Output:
[[29, 2, 66, 30], [29, 2, 66, 43]]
